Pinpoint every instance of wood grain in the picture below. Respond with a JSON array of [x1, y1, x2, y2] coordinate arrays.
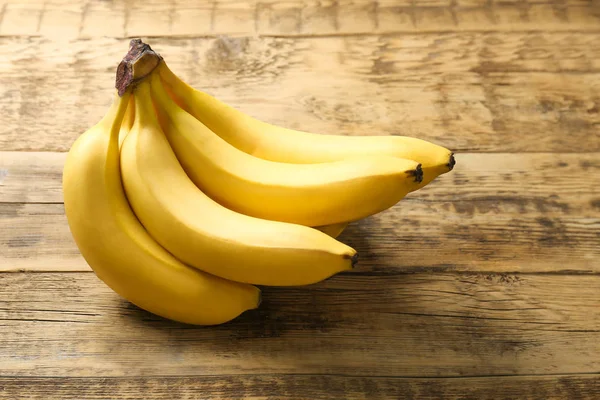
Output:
[[1, 152, 598, 273], [1, 374, 599, 400], [1, 272, 599, 377], [0, 204, 83, 272], [0, 1, 599, 396], [2, 200, 598, 273], [3, 152, 599, 205], [0, 0, 598, 38], [0, 151, 64, 204], [1, 34, 600, 152]]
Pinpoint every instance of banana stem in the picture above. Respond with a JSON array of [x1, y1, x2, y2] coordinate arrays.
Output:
[[447, 153, 456, 171], [115, 39, 163, 96]]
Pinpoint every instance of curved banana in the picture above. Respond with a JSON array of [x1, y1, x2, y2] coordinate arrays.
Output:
[[121, 83, 348, 236], [157, 61, 455, 189], [62, 89, 261, 325], [149, 71, 423, 227], [120, 79, 357, 286]]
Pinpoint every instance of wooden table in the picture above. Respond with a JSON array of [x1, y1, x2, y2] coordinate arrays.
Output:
[[1, 1, 599, 398]]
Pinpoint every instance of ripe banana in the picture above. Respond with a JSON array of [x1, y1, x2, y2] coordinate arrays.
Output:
[[119, 92, 348, 237], [157, 61, 455, 189], [120, 79, 358, 286], [148, 70, 423, 227], [62, 89, 261, 326]]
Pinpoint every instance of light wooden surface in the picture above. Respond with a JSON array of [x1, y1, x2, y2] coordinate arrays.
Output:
[[1, 1, 600, 399], [2, 34, 600, 152], [1, 272, 600, 376], [2, 152, 599, 273]]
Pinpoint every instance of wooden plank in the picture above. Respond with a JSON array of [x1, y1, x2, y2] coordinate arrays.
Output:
[[1, 34, 600, 153], [0, 151, 64, 203], [0, 204, 83, 272], [1, 152, 599, 273], [0, 374, 599, 400], [0, 272, 599, 377], [2, 151, 599, 206], [0, 0, 598, 38], [3, 199, 597, 273]]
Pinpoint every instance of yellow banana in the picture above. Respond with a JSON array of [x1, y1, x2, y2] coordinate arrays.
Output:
[[118, 95, 135, 148], [124, 75, 348, 235], [62, 89, 261, 325], [120, 79, 357, 286], [157, 61, 455, 189], [149, 70, 423, 227]]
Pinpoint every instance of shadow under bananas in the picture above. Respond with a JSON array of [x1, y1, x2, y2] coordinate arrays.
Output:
[[100, 213, 467, 372], [105, 266, 525, 378], [99, 214, 521, 377], [113, 218, 386, 334], [337, 218, 379, 272], [112, 208, 450, 329], [102, 220, 382, 344]]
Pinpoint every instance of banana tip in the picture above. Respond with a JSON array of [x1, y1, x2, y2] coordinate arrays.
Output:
[[351, 253, 359, 268], [447, 153, 456, 171]]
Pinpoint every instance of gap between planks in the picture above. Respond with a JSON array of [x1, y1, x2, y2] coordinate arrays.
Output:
[[2, 372, 600, 379]]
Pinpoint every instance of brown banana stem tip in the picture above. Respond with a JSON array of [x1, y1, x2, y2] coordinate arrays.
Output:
[[115, 38, 163, 96], [351, 253, 359, 268], [409, 164, 424, 183], [447, 153, 456, 171]]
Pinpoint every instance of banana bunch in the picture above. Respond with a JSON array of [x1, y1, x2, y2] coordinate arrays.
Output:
[[63, 39, 455, 325]]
